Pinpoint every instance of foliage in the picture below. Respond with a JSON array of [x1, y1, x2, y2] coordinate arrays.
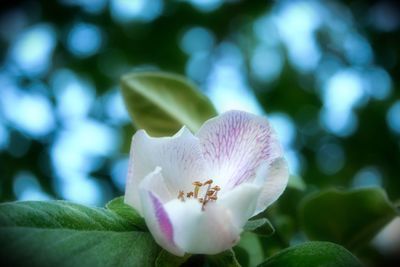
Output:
[[0, 200, 160, 267], [243, 218, 275, 237], [300, 187, 398, 250], [258, 241, 362, 267], [120, 72, 217, 136]]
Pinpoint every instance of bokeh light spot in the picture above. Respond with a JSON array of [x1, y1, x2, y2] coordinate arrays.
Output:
[[251, 45, 283, 83], [111, 157, 129, 191], [269, 112, 296, 148], [60, 0, 107, 14], [352, 166, 382, 188], [1, 85, 55, 138], [110, 0, 163, 23], [188, 0, 223, 13], [9, 24, 56, 76], [180, 27, 215, 55], [386, 101, 400, 134], [13, 171, 51, 201], [316, 143, 345, 175], [51, 69, 95, 121], [67, 23, 102, 58]]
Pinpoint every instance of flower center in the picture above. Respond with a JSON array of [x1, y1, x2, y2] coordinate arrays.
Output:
[[177, 179, 221, 211]]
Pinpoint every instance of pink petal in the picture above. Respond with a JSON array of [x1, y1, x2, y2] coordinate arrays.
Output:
[[196, 110, 285, 190]]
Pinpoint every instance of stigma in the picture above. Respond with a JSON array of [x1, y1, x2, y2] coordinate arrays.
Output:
[[177, 179, 221, 211]]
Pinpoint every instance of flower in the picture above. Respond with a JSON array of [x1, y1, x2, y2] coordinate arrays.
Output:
[[124, 110, 289, 256]]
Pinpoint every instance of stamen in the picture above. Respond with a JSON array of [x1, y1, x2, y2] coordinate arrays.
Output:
[[212, 185, 220, 198], [178, 179, 221, 211], [212, 185, 220, 191], [208, 195, 218, 201], [204, 181, 212, 197], [206, 190, 215, 196], [201, 201, 207, 211], [201, 180, 214, 211], [204, 179, 213, 185], [192, 181, 203, 198], [177, 190, 185, 202]]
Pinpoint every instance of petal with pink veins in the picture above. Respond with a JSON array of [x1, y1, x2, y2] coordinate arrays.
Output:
[[196, 110, 285, 191], [252, 158, 289, 215], [125, 126, 207, 214]]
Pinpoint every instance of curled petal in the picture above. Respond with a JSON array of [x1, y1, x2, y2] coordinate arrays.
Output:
[[138, 169, 184, 256], [164, 199, 241, 255], [130, 167, 172, 205], [253, 158, 289, 215], [125, 126, 207, 214], [218, 183, 262, 228], [197, 110, 284, 191]]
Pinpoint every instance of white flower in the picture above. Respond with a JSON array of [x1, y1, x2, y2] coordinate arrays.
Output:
[[124, 110, 289, 256]]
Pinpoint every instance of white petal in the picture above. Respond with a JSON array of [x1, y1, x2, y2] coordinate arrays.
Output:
[[135, 167, 172, 203], [196, 110, 284, 191], [125, 126, 207, 214], [253, 158, 289, 215], [138, 171, 184, 256], [164, 199, 241, 255], [218, 183, 262, 228]]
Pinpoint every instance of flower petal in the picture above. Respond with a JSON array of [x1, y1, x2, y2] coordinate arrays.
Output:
[[196, 110, 284, 190], [252, 158, 289, 215], [138, 169, 184, 256], [132, 166, 172, 204], [125, 126, 207, 213], [164, 199, 241, 254], [218, 183, 262, 228]]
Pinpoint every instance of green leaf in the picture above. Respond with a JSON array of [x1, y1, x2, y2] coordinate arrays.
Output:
[[258, 241, 362, 267], [155, 250, 191, 267], [243, 218, 275, 237], [237, 232, 264, 267], [232, 246, 250, 267], [120, 71, 217, 136], [106, 196, 147, 230], [0, 201, 160, 267], [207, 249, 241, 267], [300, 187, 398, 250], [287, 175, 306, 191]]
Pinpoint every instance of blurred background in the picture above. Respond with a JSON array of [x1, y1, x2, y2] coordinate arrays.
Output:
[[0, 0, 399, 265]]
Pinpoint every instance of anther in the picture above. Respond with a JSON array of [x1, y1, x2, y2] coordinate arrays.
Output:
[[177, 180, 221, 211], [204, 179, 213, 185], [192, 181, 203, 198], [206, 190, 215, 196], [177, 190, 185, 201], [212, 185, 220, 191]]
